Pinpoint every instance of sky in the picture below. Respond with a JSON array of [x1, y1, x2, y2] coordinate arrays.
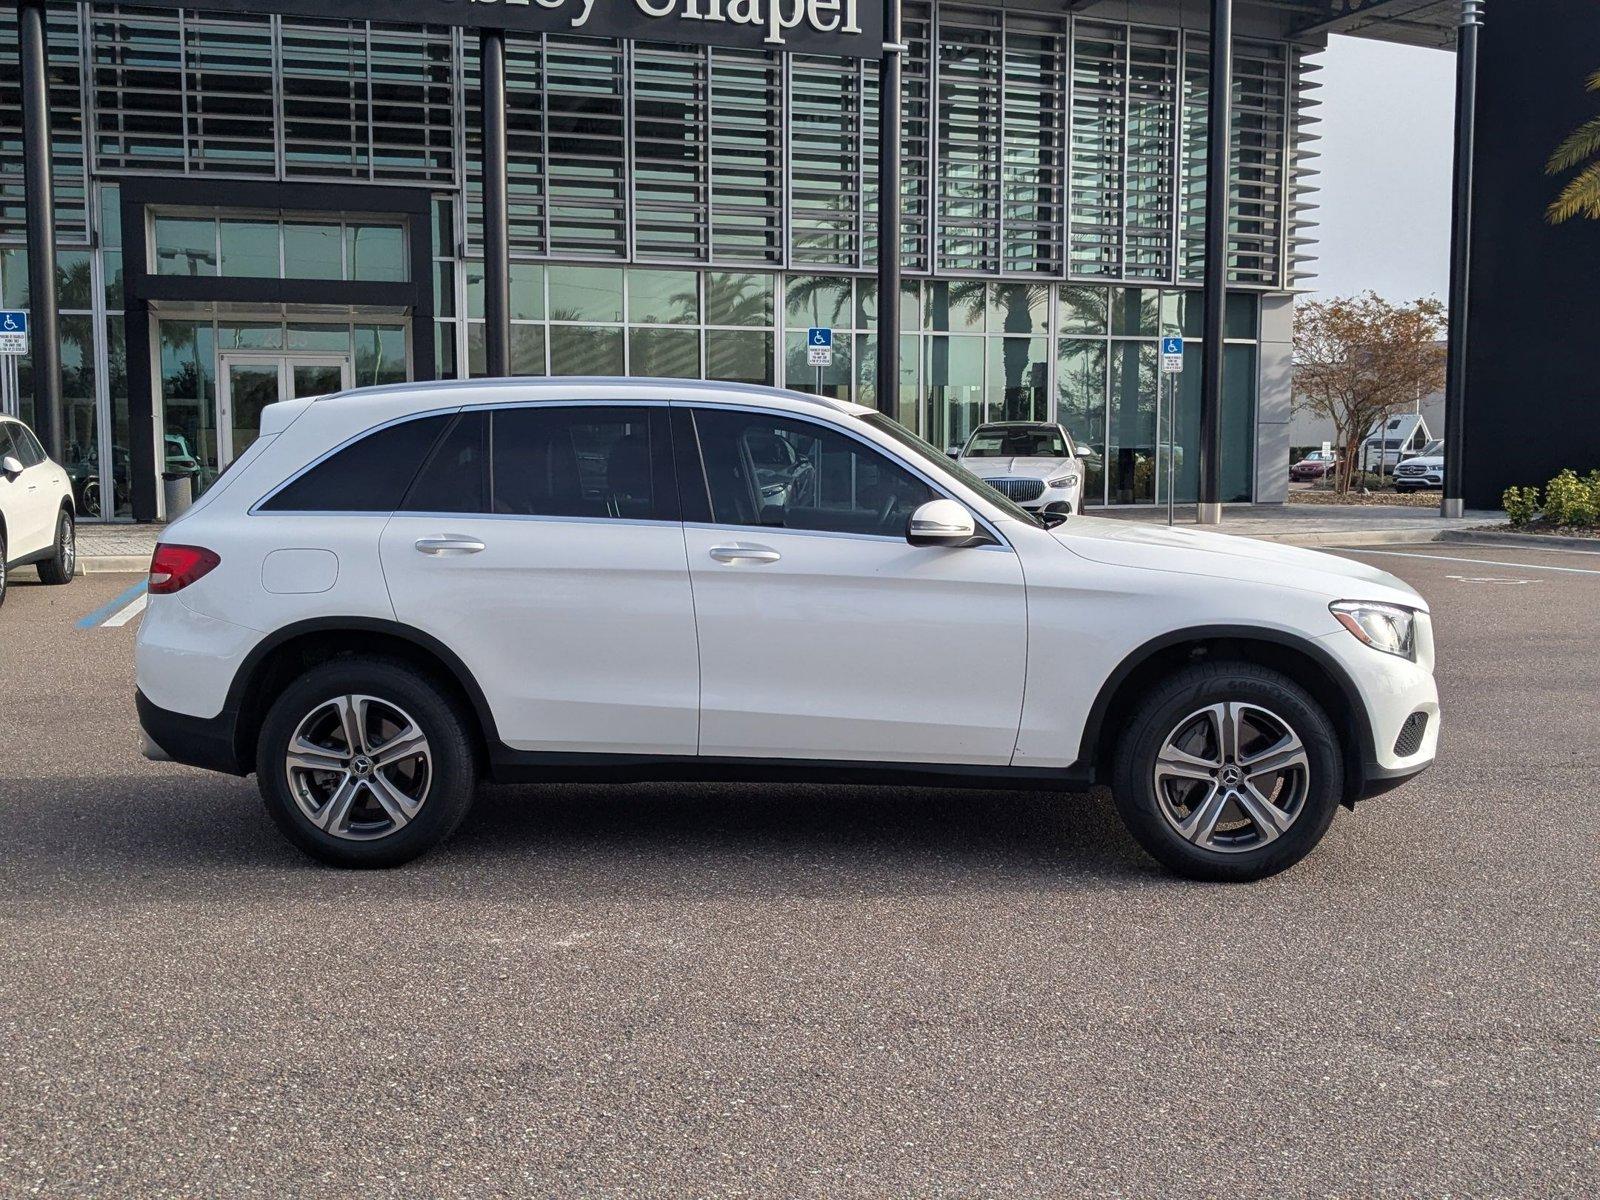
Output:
[[1306, 34, 1457, 303]]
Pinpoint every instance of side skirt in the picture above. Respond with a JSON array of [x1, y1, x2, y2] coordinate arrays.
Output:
[[486, 749, 1096, 792]]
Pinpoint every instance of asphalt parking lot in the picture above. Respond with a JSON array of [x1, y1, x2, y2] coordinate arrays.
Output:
[[2, 542, 1595, 1196]]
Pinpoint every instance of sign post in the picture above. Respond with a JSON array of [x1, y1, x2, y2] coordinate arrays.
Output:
[[806, 326, 833, 394], [1160, 336, 1184, 526], [0, 311, 25, 420]]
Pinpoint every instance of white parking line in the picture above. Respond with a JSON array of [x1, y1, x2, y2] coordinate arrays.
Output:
[[1338, 548, 1600, 576], [101, 593, 148, 627]]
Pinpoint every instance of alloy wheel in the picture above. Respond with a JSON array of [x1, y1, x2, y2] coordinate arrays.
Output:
[[1152, 702, 1311, 854], [59, 514, 75, 577], [284, 694, 432, 841]]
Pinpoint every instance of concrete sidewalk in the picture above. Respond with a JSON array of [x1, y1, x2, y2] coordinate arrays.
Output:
[[77, 523, 163, 574], [1090, 503, 1501, 547], [70, 504, 1504, 574]]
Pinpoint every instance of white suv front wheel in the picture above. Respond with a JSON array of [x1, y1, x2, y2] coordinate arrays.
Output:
[[1112, 661, 1344, 882], [256, 657, 478, 867]]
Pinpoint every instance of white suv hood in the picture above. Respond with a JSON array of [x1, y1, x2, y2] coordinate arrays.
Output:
[[1051, 516, 1428, 611]]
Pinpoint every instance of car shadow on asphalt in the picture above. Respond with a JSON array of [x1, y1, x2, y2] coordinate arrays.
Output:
[[9, 774, 1160, 893], [455, 780, 1156, 890]]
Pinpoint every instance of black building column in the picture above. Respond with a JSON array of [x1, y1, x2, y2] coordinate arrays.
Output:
[[19, 0, 63, 461], [1197, 0, 1232, 525], [1441, 0, 1482, 519], [479, 29, 511, 378], [874, 0, 903, 416]]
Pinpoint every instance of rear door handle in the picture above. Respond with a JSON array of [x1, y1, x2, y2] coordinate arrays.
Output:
[[709, 543, 781, 564], [414, 535, 485, 556]]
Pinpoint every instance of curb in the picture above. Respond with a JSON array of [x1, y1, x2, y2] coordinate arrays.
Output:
[[77, 555, 151, 575], [1438, 528, 1600, 553], [1235, 528, 1448, 548]]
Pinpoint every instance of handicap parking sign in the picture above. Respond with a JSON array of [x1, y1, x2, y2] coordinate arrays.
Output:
[[0, 309, 27, 356], [1160, 335, 1183, 373], [807, 327, 832, 348]]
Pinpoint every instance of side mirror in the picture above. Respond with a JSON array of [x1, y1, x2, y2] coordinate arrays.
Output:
[[1, 454, 23, 478], [945, 446, 963, 459], [907, 498, 979, 548], [1075, 447, 1095, 459]]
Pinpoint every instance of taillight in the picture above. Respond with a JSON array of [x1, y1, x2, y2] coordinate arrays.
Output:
[[148, 543, 220, 594]]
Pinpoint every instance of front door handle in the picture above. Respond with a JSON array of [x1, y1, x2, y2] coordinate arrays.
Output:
[[709, 543, 781, 564], [414, 535, 486, 556]]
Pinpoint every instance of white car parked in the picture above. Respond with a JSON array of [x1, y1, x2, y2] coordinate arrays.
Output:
[[953, 421, 1089, 517], [136, 379, 1440, 881], [0, 415, 77, 605], [1394, 440, 1445, 492]]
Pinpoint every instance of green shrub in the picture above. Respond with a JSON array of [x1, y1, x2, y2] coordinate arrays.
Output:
[[1502, 486, 1540, 528], [1543, 469, 1599, 526]]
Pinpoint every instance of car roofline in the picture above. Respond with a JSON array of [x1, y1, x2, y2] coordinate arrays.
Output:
[[307, 376, 867, 417]]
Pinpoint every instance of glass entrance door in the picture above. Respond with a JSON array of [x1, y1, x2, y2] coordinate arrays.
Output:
[[218, 353, 352, 465]]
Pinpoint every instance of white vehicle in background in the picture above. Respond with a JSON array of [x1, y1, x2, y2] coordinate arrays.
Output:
[[953, 421, 1091, 518], [135, 378, 1440, 882], [0, 415, 77, 606], [1360, 413, 1432, 475], [1394, 440, 1445, 492]]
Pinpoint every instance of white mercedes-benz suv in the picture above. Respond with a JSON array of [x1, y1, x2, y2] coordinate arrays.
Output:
[[135, 379, 1440, 881]]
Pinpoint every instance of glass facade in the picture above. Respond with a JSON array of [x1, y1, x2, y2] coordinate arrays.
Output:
[[0, 3, 1312, 517]]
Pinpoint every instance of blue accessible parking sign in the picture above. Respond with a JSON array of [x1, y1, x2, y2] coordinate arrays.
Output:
[[0, 309, 28, 356], [806, 326, 833, 368], [1160, 335, 1184, 373]]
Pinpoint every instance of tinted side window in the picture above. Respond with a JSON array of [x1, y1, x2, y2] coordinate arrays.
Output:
[[401, 411, 489, 513], [11, 424, 46, 467], [490, 406, 661, 520], [0, 423, 17, 461], [692, 409, 936, 537], [259, 414, 451, 512]]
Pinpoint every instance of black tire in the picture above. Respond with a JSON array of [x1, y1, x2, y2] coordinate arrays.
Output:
[[36, 508, 75, 585], [1111, 660, 1344, 882], [0, 528, 8, 608], [256, 656, 478, 868]]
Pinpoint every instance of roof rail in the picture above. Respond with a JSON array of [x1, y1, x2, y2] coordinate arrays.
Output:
[[313, 375, 859, 414]]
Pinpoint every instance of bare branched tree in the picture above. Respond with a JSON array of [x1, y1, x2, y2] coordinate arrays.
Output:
[[1292, 293, 1447, 495]]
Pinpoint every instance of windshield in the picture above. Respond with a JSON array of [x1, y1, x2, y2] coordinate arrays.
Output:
[[963, 425, 1071, 458], [1419, 440, 1443, 456], [859, 413, 1044, 528]]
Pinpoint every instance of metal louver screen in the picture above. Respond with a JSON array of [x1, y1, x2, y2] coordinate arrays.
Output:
[[0, 4, 88, 243]]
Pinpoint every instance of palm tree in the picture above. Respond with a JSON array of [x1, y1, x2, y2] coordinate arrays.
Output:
[[1545, 68, 1600, 224]]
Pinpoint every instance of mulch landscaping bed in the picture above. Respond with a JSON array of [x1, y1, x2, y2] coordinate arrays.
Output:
[[1489, 521, 1600, 540], [1287, 489, 1439, 507]]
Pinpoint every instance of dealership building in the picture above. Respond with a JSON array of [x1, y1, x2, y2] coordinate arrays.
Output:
[[0, 0, 1460, 522]]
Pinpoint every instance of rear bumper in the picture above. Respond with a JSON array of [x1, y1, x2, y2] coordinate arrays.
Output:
[[136, 689, 248, 775]]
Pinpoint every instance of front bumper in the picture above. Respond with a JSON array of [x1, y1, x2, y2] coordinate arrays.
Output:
[[1018, 486, 1080, 514], [1317, 622, 1440, 802]]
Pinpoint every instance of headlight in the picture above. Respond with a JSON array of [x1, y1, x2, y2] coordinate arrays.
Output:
[[1047, 474, 1078, 489], [1330, 601, 1417, 660]]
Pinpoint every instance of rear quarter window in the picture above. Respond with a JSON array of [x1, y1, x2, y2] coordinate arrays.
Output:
[[258, 414, 452, 512]]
